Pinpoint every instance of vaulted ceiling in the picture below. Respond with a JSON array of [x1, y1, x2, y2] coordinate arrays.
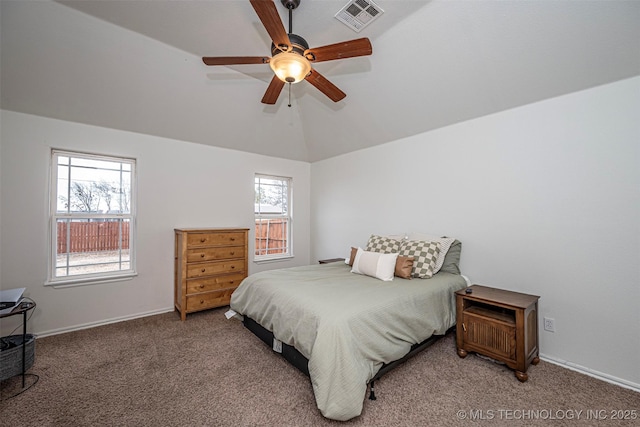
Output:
[[2, 0, 639, 162]]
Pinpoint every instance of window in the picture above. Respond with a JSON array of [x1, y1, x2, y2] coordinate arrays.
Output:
[[254, 174, 292, 261], [47, 150, 136, 286]]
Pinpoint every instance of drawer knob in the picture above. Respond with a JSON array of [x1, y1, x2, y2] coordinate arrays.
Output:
[[200, 253, 205, 258], [199, 284, 204, 289], [230, 237, 235, 241], [200, 238, 206, 242], [200, 299, 204, 304], [230, 251, 235, 255], [231, 266, 235, 269], [201, 268, 206, 273]]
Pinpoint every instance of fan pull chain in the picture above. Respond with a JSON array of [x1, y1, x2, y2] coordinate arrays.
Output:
[[288, 83, 292, 107]]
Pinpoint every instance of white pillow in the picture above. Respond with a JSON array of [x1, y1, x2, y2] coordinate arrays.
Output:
[[384, 233, 407, 241], [351, 248, 398, 281], [407, 233, 456, 274]]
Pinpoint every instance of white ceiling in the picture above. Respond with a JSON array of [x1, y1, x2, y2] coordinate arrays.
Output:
[[2, 0, 639, 162]]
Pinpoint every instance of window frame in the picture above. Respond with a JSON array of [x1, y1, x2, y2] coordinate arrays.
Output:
[[46, 149, 137, 287], [254, 174, 293, 262]]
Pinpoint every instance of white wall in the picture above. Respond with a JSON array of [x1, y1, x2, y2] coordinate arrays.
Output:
[[0, 110, 310, 336], [2, 77, 638, 390], [310, 77, 640, 389]]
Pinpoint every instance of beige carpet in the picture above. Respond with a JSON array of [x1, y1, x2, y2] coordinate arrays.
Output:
[[1, 308, 638, 426]]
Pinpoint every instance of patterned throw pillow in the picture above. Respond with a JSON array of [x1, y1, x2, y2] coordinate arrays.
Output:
[[407, 233, 456, 274], [398, 240, 441, 279], [365, 234, 402, 254]]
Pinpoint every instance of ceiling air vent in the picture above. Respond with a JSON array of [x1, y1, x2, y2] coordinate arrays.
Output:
[[335, 0, 384, 33]]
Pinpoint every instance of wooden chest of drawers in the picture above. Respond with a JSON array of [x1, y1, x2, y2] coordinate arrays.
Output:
[[174, 228, 248, 321]]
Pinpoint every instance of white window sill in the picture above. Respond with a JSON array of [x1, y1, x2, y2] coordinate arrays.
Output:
[[45, 272, 138, 288], [254, 255, 294, 265]]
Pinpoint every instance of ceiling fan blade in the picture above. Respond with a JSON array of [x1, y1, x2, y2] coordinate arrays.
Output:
[[305, 38, 372, 63], [305, 69, 346, 102], [262, 75, 285, 104], [250, 0, 291, 51], [202, 56, 269, 66]]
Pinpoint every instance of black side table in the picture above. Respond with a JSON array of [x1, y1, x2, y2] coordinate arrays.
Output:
[[1, 300, 36, 388]]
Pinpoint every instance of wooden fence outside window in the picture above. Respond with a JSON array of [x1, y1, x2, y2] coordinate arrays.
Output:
[[57, 221, 129, 254], [58, 220, 286, 256], [255, 218, 288, 256]]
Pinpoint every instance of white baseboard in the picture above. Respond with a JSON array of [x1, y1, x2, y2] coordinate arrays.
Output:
[[540, 353, 640, 393], [34, 307, 175, 338]]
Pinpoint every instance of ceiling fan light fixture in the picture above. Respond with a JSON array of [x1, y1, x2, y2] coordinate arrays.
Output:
[[269, 52, 311, 83], [203, 0, 372, 104]]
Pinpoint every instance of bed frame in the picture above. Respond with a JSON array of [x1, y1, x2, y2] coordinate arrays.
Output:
[[243, 316, 455, 400]]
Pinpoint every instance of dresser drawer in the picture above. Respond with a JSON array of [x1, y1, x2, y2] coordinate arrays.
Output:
[[186, 289, 234, 311], [186, 246, 244, 262], [186, 259, 245, 278], [186, 272, 246, 294], [186, 232, 246, 247]]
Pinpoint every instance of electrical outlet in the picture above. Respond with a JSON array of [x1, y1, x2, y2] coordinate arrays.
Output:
[[543, 317, 555, 332]]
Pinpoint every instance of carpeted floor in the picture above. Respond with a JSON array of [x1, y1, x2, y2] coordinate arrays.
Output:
[[1, 308, 638, 426]]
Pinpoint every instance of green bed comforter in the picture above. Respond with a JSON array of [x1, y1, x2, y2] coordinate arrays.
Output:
[[230, 261, 467, 421]]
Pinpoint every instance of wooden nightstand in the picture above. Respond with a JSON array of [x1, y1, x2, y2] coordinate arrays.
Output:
[[455, 285, 540, 382], [318, 258, 345, 264]]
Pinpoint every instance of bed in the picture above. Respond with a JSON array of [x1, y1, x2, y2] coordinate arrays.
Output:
[[229, 236, 466, 421]]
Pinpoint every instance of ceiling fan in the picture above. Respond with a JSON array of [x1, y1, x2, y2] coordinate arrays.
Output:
[[202, 0, 373, 105]]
